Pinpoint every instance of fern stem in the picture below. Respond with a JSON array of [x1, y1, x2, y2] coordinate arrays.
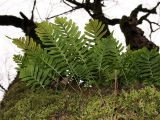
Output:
[[122, 69, 128, 86], [114, 69, 118, 96]]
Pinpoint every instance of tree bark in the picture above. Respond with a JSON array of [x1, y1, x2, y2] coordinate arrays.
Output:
[[119, 3, 160, 50]]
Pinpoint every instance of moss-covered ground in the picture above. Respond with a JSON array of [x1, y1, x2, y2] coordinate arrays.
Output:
[[1, 80, 160, 120]]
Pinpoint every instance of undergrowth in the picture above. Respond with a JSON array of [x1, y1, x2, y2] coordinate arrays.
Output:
[[1, 17, 160, 119], [1, 82, 160, 119]]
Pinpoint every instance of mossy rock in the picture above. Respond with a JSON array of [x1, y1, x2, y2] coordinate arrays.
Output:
[[1, 80, 160, 120]]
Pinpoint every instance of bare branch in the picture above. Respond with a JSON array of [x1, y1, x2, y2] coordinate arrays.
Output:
[[46, 7, 81, 20], [36, 6, 43, 21], [137, 2, 160, 24], [131, 2, 160, 40], [62, 0, 74, 8], [145, 19, 160, 39], [65, 0, 85, 7], [138, 13, 150, 24], [85, 9, 93, 17], [107, 18, 120, 25], [31, 0, 36, 21], [20, 12, 29, 20], [0, 84, 7, 92]]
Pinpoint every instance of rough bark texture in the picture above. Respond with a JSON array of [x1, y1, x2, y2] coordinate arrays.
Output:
[[120, 15, 159, 50], [119, 4, 160, 50]]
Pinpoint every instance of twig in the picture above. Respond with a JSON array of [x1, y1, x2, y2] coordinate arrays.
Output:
[[46, 7, 80, 20], [62, 0, 74, 8], [36, 7, 43, 21], [145, 19, 160, 39], [31, 0, 36, 21], [137, 2, 160, 24], [0, 84, 7, 92]]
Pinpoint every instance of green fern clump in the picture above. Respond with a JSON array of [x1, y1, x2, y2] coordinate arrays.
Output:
[[13, 17, 113, 88], [134, 48, 160, 85], [121, 48, 160, 86], [12, 17, 160, 89]]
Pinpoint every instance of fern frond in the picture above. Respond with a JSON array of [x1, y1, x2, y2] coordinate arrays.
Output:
[[13, 55, 23, 67], [12, 37, 42, 55], [103, 35, 124, 70], [12, 36, 63, 87], [85, 19, 107, 40], [19, 64, 52, 88], [36, 17, 95, 82], [134, 48, 160, 84], [84, 19, 107, 48], [35, 22, 54, 47], [93, 34, 124, 85], [13, 54, 25, 71]]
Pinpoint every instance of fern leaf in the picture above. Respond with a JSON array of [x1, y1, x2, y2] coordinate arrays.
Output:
[[134, 48, 160, 84], [84, 19, 107, 42], [19, 62, 53, 88], [36, 22, 54, 47], [93, 34, 124, 85]]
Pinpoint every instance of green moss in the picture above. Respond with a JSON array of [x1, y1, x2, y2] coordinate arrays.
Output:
[[1, 81, 160, 120], [82, 86, 160, 120], [0, 81, 66, 120]]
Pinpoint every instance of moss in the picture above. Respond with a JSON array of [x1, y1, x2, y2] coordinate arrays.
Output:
[[0, 81, 66, 120], [1, 81, 160, 120]]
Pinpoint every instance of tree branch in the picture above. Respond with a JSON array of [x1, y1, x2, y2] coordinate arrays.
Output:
[[46, 7, 81, 20], [107, 18, 120, 25], [63, 0, 120, 25], [31, 0, 36, 21], [135, 2, 160, 24], [62, 0, 74, 8], [138, 13, 150, 24], [145, 19, 160, 39], [0, 13, 42, 46], [65, 0, 86, 8], [131, 2, 160, 39], [131, 2, 160, 18], [0, 15, 23, 28], [0, 84, 7, 92]]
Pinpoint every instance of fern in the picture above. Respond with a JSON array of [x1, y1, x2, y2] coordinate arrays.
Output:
[[92, 36, 120, 84], [85, 19, 107, 40], [13, 37, 53, 88], [12, 17, 160, 89], [120, 50, 138, 85], [13, 55, 24, 70], [36, 17, 107, 84], [134, 48, 160, 85], [36, 18, 86, 82]]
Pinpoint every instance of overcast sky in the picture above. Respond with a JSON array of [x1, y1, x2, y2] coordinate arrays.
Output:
[[0, 0, 160, 100]]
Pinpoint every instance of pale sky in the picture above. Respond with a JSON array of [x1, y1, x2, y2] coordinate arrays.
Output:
[[0, 0, 160, 100]]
